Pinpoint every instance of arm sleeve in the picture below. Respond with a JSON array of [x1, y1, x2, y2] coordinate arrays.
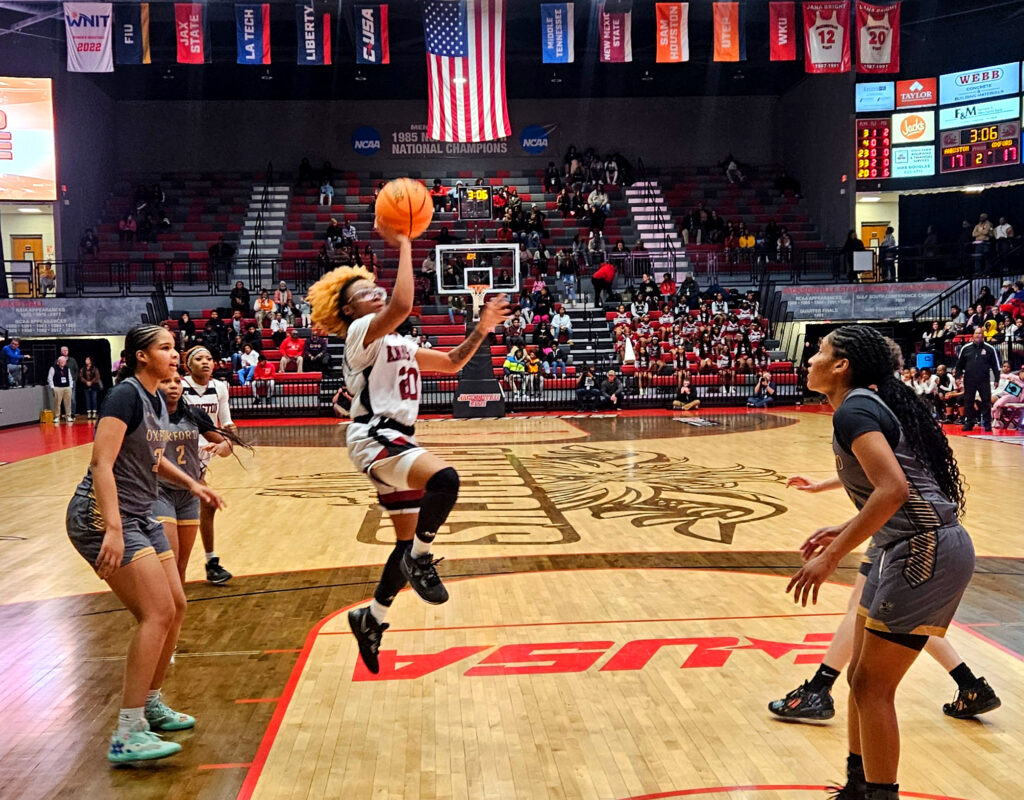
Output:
[[215, 381, 233, 427], [344, 314, 381, 372]]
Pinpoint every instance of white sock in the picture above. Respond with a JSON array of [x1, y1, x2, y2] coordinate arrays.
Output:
[[205, 551, 217, 562], [145, 690, 161, 708], [410, 534, 434, 559], [369, 599, 390, 624], [117, 706, 146, 734]]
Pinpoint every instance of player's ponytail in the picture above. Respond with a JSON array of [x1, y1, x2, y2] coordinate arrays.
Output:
[[306, 265, 376, 337]]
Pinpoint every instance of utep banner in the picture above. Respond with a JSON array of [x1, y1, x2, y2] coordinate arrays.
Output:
[[655, 3, 688, 63], [114, 3, 150, 65], [175, 3, 210, 64], [599, 2, 632, 63], [803, 1, 850, 73], [295, 2, 332, 65], [713, 2, 744, 62], [355, 5, 390, 64], [236, 4, 271, 65], [769, 2, 797, 61], [541, 3, 574, 64], [856, 1, 899, 74], [64, 3, 113, 73]]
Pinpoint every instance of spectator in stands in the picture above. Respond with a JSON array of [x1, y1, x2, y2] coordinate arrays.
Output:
[[964, 304, 985, 334], [297, 157, 314, 187], [254, 291, 275, 329], [591, 259, 615, 307], [203, 312, 228, 361], [725, 157, 745, 184], [913, 368, 940, 416], [991, 365, 1024, 427], [270, 312, 290, 347], [118, 213, 136, 242], [503, 347, 526, 397], [587, 232, 606, 267], [304, 331, 329, 372], [430, 179, 449, 212], [242, 323, 262, 354], [604, 156, 619, 186], [447, 181, 465, 210], [774, 170, 801, 198], [921, 321, 943, 352], [972, 213, 994, 262], [841, 229, 866, 280], [230, 281, 251, 317], [575, 365, 600, 411], [48, 355, 74, 423], [229, 335, 246, 370], [673, 374, 700, 411], [278, 328, 305, 373], [227, 310, 244, 337], [878, 226, 897, 280], [524, 350, 544, 397], [177, 311, 196, 351], [533, 321, 555, 355], [77, 355, 102, 419], [320, 161, 334, 185], [504, 314, 526, 351], [747, 369, 776, 407], [551, 306, 573, 340], [711, 293, 728, 316], [274, 282, 295, 324], [587, 185, 609, 230], [37, 262, 56, 297], [151, 183, 165, 206], [544, 162, 562, 193], [659, 273, 677, 298], [137, 212, 156, 244], [4, 338, 27, 387], [994, 216, 1014, 256], [533, 287, 553, 324], [973, 286, 997, 309], [370, 180, 385, 212], [777, 228, 794, 264], [252, 353, 276, 404], [636, 274, 659, 305], [558, 252, 578, 305], [79, 228, 99, 258], [739, 225, 756, 256], [208, 235, 235, 276], [600, 369, 625, 410]]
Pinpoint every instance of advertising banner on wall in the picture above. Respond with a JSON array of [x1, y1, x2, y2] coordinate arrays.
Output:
[[0, 78, 57, 201], [63, 3, 114, 73], [939, 62, 1019, 106], [350, 122, 559, 158]]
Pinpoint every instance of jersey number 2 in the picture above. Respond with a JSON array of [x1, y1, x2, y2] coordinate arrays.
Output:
[[398, 366, 420, 401]]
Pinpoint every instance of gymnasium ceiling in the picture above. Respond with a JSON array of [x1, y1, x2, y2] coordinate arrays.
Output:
[[1, 0, 1023, 101]]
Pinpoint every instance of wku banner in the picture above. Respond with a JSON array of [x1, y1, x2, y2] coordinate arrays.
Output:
[[236, 4, 271, 65], [541, 3, 574, 64], [175, 3, 210, 64], [599, 2, 632, 63], [355, 5, 390, 64], [114, 3, 150, 65], [64, 3, 114, 73], [803, 1, 850, 73], [712, 3, 744, 62], [856, 1, 899, 74], [295, 2, 332, 65], [655, 3, 688, 64], [769, 2, 797, 61]]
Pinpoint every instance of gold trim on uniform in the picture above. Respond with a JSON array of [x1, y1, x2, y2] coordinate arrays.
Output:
[[902, 484, 942, 531], [865, 616, 948, 638], [903, 530, 937, 588], [157, 550, 176, 562], [128, 546, 156, 563]]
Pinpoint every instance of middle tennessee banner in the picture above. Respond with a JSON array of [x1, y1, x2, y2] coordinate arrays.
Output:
[[236, 4, 271, 65], [541, 3, 574, 64], [175, 3, 210, 64], [599, 2, 632, 63], [769, 2, 797, 61], [64, 3, 114, 73], [114, 3, 151, 65], [295, 2, 332, 65], [655, 3, 689, 63], [856, 1, 899, 74], [713, 2, 744, 62], [803, 1, 850, 73], [355, 5, 390, 64]]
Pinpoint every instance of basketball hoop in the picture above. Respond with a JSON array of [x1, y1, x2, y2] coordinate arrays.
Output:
[[468, 284, 489, 321]]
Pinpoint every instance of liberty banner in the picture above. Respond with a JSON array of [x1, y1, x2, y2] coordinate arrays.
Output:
[[768, 2, 797, 61], [236, 4, 271, 65], [175, 3, 210, 64], [599, 3, 632, 63], [540, 3, 574, 64], [655, 3, 688, 63], [856, 1, 899, 74], [355, 5, 389, 64], [803, 1, 850, 74], [712, 2, 743, 62], [64, 3, 113, 73], [114, 3, 150, 65], [295, 2, 332, 65]]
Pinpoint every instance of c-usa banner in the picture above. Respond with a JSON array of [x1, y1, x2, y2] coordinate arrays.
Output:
[[355, 5, 390, 64], [295, 2, 332, 65], [541, 3, 574, 64], [236, 4, 271, 65], [64, 2, 114, 73], [114, 3, 151, 65]]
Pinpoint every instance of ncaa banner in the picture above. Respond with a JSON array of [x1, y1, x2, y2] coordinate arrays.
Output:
[[64, 3, 114, 73], [856, 1, 899, 74], [769, 2, 797, 61], [541, 3, 574, 64], [713, 2, 744, 62], [599, 2, 632, 63], [355, 5, 390, 65], [236, 4, 271, 65], [295, 2, 332, 65], [114, 3, 150, 65], [803, 1, 850, 73], [175, 3, 210, 64], [655, 3, 688, 63]]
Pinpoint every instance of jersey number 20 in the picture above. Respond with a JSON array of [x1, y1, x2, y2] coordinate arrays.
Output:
[[398, 366, 420, 401]]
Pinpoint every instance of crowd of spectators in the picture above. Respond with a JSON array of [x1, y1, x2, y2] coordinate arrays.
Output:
[[97, 183, 172, 254]]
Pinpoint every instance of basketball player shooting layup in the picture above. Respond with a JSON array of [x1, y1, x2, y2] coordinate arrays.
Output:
[[305, 219, 509, 674]]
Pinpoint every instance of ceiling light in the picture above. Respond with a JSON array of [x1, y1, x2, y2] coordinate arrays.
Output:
[[260, 68, 273, 82], [962, 185, 985, 193], [641, 70, 653, 82], [549, 72, 562, 85], [354, 69, 367, 82], [17, 207, 43, 213], [857, 195, 881, 203], [162, 68, 174, 80]]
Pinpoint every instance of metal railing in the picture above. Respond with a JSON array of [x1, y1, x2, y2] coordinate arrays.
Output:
[[247, 162, 274, 278]]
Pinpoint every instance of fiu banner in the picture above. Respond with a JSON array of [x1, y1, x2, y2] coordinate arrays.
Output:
[[655, 3, 688, 64], [803, 1, 850, 73], [768, 2, 797, 61], [114, 3, 150, 65], [175, 3, 210, 64], [599, 3, 632, 63], [295, 2, 332, 65], [64, 3, 114, 73], [236, 4, 271, 65], [540, 3, 574, 64], [355, 5, 390, 64], [712, 2, 744, 62], [856, 1, 899, 74]]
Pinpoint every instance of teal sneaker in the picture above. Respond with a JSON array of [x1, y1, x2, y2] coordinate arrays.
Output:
[[145, 698, 196, 731], [108, 728, 182, 763]]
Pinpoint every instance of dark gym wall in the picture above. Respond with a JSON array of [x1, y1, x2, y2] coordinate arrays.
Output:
[[899, 186, 1024, 250]]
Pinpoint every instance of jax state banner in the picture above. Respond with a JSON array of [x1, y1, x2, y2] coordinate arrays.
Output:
[[355, 5, 389, 64], [856, 1, 899, 74], [63, 3, 113, 73], [295, 2, 332, 65], [541, 3, 574, 64], [599, 1, 632, 63], [712, 2, 744, 62], [236, 4, 271, 65], [655, 3, 688, 63], [114, 3, 150, 65], [769, 2, 797, 61], [803, 1, 850, 73], [175, 3, 210, 63]]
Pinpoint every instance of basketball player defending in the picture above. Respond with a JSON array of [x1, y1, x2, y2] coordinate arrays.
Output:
[[306, 222, 509, 674], [181, 346, 235, 584]]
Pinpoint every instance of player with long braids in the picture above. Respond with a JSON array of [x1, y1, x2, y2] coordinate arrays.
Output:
[[306, 221, 508, 674], [787, 325, 975, 800]]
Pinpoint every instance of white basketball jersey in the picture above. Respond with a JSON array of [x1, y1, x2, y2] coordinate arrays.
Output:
[[808, 10, 844, 66], [343, 313, 421, 427], [859, 10, 892, 67], [181, 376, 232, 465]]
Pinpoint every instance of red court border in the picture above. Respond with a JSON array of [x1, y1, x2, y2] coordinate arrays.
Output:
[[619, 787, 971, 800]]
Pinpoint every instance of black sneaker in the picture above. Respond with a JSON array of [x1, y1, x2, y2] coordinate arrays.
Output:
[[400, 551, 450, 605], [205, 557, 232, 585], [348, 607, 388, 674], [826, 785, 866, 800], [943, 677, 1001, 718], [768, 681, 836, 720]]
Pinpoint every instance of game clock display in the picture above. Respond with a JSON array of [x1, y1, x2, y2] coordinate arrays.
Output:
[[457, 186, 493, 220], [856, 118, 892, 179], [939, 122, 1021, 173]]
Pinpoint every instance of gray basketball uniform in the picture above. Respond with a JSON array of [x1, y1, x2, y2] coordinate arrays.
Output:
[[153, 408, 203, 525]]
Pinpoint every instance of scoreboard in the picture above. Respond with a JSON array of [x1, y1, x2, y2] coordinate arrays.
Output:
[[457, 186, 493, 220], [939, 122, 1020, 173], [856, 119, 892, 179]]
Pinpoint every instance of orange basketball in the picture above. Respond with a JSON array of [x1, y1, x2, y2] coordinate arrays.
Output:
[[375, 178, 433, 240]]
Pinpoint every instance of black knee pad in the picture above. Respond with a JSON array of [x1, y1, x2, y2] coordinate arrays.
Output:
[[417, 467, 460, 537], [426, 467, 460, 495]]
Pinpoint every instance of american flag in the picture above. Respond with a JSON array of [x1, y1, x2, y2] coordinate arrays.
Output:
[[423, 0, 510, 143]]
